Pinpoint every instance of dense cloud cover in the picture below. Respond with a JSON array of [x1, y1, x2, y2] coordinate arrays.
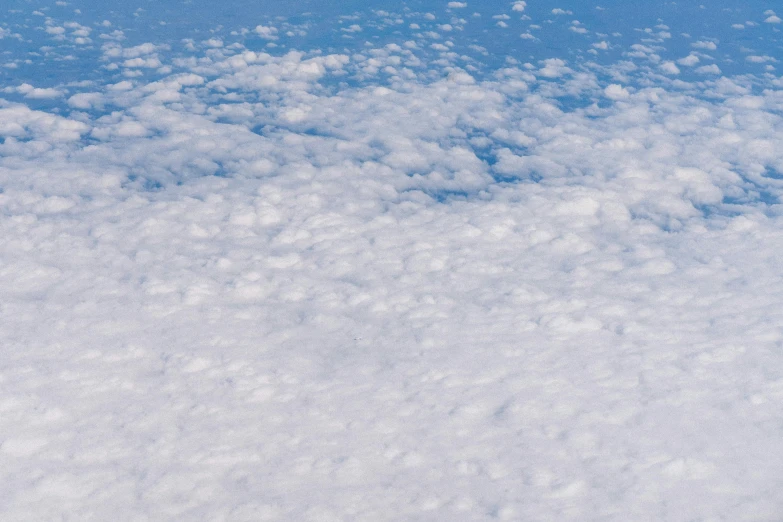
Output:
[[2, 1, 783, 520]]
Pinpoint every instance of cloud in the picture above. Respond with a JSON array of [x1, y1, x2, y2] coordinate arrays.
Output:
[[4, 83, 64, 99], [4, 7, 783, 522], [570, 22, 588, 34], [254, 25, 279, 39], [511, 1, 526, 12], [677, 54, 700, 66], [67, 92, 104, 109], [746, 55, 777, 64], [692, 40, 717, 50], [659, 61, 680, 75], [537, 58, 570, 78], [764, 15, 782, 24], [604, 83, 631, 99], [695, 64, 721, 74]]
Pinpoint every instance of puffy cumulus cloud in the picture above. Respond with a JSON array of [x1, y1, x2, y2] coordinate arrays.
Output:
[[67, 92, 104, 109], [254, 25, 279, 39], [692, 40, 718, 50], [537, 57, 571, 78], [511, 1, 526, 11], [4, 23, 783, 522], [604, 83, 631, 99], [677, 53, 700, 66], [746, 55, 777, 64], [102, 42, 164, 59], [764, 14, 782, 24], [569, 21, 588, 34], [695, 63, 721, 75], [659, 61, 680, 75], [4, 83, 64, 99]]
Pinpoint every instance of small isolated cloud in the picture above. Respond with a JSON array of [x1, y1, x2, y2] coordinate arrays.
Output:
[[447, 2, 467, 8], [592, 41, 609, 50], [764, 15, 782, 24], [695, 64, 721, 74], [746, 55, 777, 63], [511, 1, 526, 12], [254, 25, 278, 40], [604, 83, 630, 100], [677, 54, 700, 66], [659, 61, 680, 75], [692, 40, 717, 50], [551, 8, 573, 15], [46, 25, 66, 37], [731, 24, 745, 29], [520, 32, 536, 40]]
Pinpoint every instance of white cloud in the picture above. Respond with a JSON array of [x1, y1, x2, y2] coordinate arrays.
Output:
[[659, 61, 680, 75], [764, 15, 782, 24], [5, 83, 64, 99], [746, 55, 777, 63], [604, 83, 630, 99], [677, 54, 700, 66], [122, 56, 162, 68], [447, 1, 467, 8], [254, 25, 278, 39], [551, 8, 573, 15], [46, 25, 66, 36], [537, 58, 570, 78], [695, 64, 721, 74], [67, 92, 104, 109], [511, 1, 526, 11], [692, 40, 717, 50]]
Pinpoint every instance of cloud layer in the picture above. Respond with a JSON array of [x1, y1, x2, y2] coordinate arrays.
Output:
[[2, 2, 783, 520]]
